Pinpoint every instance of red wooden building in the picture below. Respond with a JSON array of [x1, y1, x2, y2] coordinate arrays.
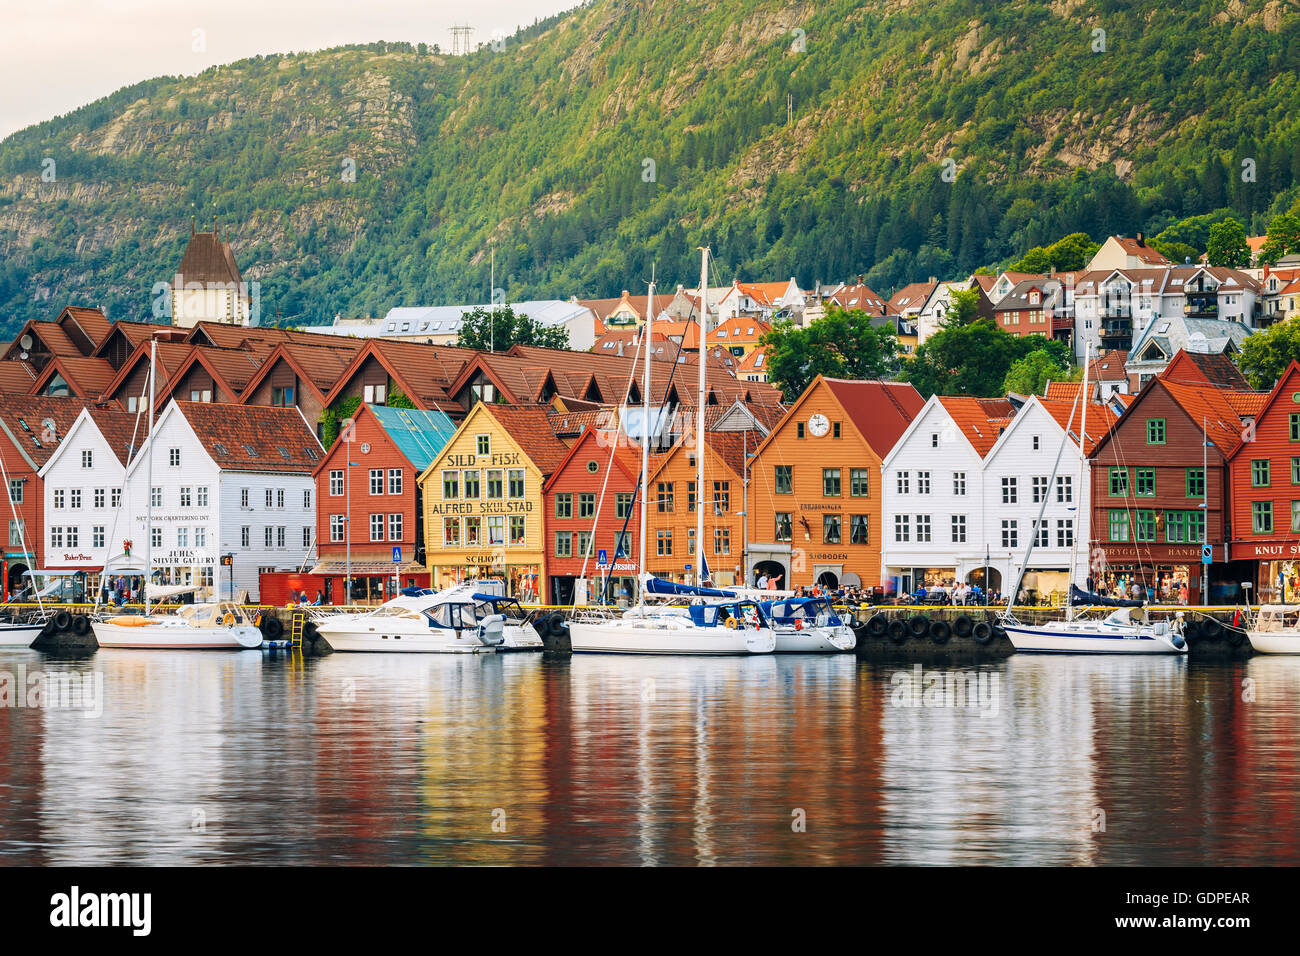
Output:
[[303, 403, 457, 604], [1226, 360, 1300, 603], [1089, 373, 1255, 604], [541, 427, 643, 605]]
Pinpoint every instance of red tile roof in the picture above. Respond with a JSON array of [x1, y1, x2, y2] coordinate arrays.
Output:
[[0, 361, 39, 393], [0, 395, 92, 469], [173, 401, 322, 472], [823, 378, 926, 453], [1110, 236, 1171, 266], [31, 356, 118, 399], [1160, 350, 1249, 390], [1037, 397, 1121, 456], [479, 404, 572, 476], [937, 396, 1016, 457], [89, 405, 150, 466]]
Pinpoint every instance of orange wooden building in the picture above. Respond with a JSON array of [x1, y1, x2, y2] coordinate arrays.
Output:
[[748, 376, 924, 590]]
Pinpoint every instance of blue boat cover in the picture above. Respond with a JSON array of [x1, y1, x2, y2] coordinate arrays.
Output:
[[1070, 584, 1144, 608], [644, 576, 735, 598]]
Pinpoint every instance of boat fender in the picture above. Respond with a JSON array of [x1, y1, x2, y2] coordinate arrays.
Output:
[[53, 610, 72, 631], [222, 612, 235, 627], [953, 615, 974, 638], [1226, 627, 1247, 648], [71, 614, 90, 635], [908, 614, 929, 638], [929, 619, 952, 644], [867, 614, 888, 638], [725, 616, 738, 630], [1181, 619, 1202, 641], [972, 621, 994, 645], [887, 619, 908, 644], [1171, 633, 1186, 650], [1201, 617, 1223, 640], [262, 616, 284, 639]]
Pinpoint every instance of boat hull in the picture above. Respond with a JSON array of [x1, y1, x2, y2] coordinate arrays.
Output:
[[92, 620, 263, 649], [773, 625, 856, 653], [568, 620, 775, 655], [0, 623, 46, 648], [1003, 622, 1186, 655], [1247, 630, 1300, 654], [315, 621, 501, 654]]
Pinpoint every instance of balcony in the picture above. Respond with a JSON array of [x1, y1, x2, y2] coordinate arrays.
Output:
[[1184, 296, 1218, 318], [1099, 317, 1132, 349]]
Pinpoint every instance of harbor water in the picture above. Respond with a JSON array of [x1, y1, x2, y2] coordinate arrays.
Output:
[[1, 649, 1298, 865]]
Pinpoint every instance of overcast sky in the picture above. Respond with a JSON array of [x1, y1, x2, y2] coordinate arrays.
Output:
[[0, 0, 576, 140]]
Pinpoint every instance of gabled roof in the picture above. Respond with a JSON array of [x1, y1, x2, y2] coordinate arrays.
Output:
[[887, 281, 940, 314], [0, 394, 90, 471], [541, 425, 642, 494], [238, 340, 361, 404], [1092, 377, 1246, 459], [1159, 349, 1249, 390], [321, 339, 478, 415], [0, 361, 39, 394], [367, 404, 459, 473], [821, 378, 926, 453], [156, 346, 264, 403], [824, 282, 888, 314], [174, 229, 242, 285], [707, 315, 771, 347], [1089, 351, 1129, 380], [156, 401, 323, 474], [474, 404, 571, 477], [1107, 236, 1171, 267], [29, 355, 117, 400], [2, 319, 84, 361], [91, 320, 166, 360], [1225, 361, 1300, 462], [100, 340, 196, 405], [1036, 397, 1121, 456], [55, 306, 112, 350], [736, 346, 767, 375], [936, 396, 1016, 458]]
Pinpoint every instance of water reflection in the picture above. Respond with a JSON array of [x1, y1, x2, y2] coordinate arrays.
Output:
[[1, 647, 1298, 865]]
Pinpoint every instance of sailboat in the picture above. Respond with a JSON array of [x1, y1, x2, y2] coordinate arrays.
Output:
[[567, 254, 776, 655], [1000, 344, 1187, 655], [91, 338, 263, 650]]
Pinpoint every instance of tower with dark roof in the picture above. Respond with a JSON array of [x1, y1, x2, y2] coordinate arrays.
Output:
[[170, 223, 252, 329]]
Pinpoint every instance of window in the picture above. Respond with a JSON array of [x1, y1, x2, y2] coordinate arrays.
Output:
[[7, 479, 21, 505], [1032, 435, 1040, 451], [688, 529, 696, 555], [177, 527, 189, 548], [112, 488, 121, 509], [1293, 458, 1300, 485], [92, 525, 105, 549], [1252, 460, 1270, 487], [364, 383, 387, 405], [369, 469, 384, 495], [1291, 413, 1300, 442], [150, 528, 162, 548], [1109, 468, 1128, 497], [713, 481, 730, 514], [832, 422, 841, 438], [1109, 510, 1130, 542], [575, 531, 593, 558], [1292, 501, 1300, 533], [657, 530, 673, 556], [388, 469, 402, 495], [578, 493, 596, 519], [463, 470, 480, 498], [554, 493, 573, 519], [615, 532, 631, 558], [265, 488, 274, 508], [916, 471, 930, 495], [442, 471, 459, 499], [616, 493, 634, 519], [7, 519, 24, 547], [169, 447, 181, 467], [1135, 510, 1156, 543], [509, 516, 525, 545], [850, 514, 869, 545], [277, 526, 288, 549], [464, 517, 481, 546], [774, 465, 792, 495], [330, 515, 345, 542], [486, 470, 504, 499], [264, 527, 274, 548], [180, 486, 192, 507], [69, 489, 81, 509], [1001, 477, 1017, 504], [554, 532, 572, 557], [301, 488, 309, 510], [850, 469, 869, 497], [1001, 519, 1018, 548], [916, 514, 931, 543], [897, 471, 909, 495], [823, 514, 841, 544], [90, 488, 103, 509], [687, 482, 697, 513], [53, 489, 65, 509], [1057, 519, 1073, 548], [657, 482, 673, 513], [953, 472, 966, 496], [508, 470, 525, 499], [389, 513, 403, 540], [822, 469, 841, 497], [151, 487, 162, 508], [65, 527, 78, 548], [1253, 501, 1274, 534], [894, 514, 910, 543], [1055, 476, 1072, 503], [1186, 468, 1205, 497], [81, 450, 93, 469], [241, 526, 250, 547], [1034, 519, 1049, 547], [486, 516, 505, 546], [1146, 419, 1165, 444], [476, 435, 490, 456], [200, 487, 210, 508], [797, 422, 805, 439], [50, 526, 64, 548], [714, 528, 731, 555], [1032, 476, 1048, 503], [1135, 469, 1155, 497], [775, 512, 792, 542], [370, 514, 384, 541], [330, 470, 344, 496], [445, 518, 461, 547]]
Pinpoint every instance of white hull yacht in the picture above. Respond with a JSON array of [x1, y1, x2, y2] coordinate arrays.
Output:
[[313, 584, 510, 653], [1247, 605, 1300, 654], [758, 597, 856, 653], [92, 602, 264, 649]]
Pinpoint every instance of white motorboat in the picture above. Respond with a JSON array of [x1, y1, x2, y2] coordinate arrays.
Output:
[[0, 620, 47, 648], [1247, 605, 1300, 654], [758, 597, 856, 653], [92, 602, 264, 649], [568, 598, 776, 655], [1002, 605, 1187, 654], [314, 584, 507, 653]]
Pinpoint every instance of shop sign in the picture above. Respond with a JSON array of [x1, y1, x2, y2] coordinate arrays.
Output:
[[1234, 541, 1300, 560]]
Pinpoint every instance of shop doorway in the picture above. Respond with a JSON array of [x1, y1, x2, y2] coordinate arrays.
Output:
[[816, 570, 840, 589], [966, 567, 1002, 594], [753, 560, 786, 588]]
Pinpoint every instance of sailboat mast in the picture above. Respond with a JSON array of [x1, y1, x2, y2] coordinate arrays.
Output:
[[697, 247, 708, 585], [1067, 341, 1090, 620], [144, 338, 156, 617], [638, 274, 654, 607]]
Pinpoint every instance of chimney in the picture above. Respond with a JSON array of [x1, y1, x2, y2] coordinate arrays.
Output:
[[1136, 232, 1145, 246]]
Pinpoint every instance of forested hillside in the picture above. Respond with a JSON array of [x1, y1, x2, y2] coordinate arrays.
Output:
[[0, 0, 1297, 333]]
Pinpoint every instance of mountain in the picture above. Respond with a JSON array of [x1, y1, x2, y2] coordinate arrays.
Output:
[[0, 0, 1297, 335]]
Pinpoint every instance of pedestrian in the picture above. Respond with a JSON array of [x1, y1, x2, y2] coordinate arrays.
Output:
[[313, 590, 324, 606], [767, 573, 781, 591], [1179, 581, 1189, 605], [757, 572, 769, 590]]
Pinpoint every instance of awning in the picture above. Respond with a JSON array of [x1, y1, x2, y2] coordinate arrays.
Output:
[[841, 572, 862, 587], [309, 559, 427, 576]]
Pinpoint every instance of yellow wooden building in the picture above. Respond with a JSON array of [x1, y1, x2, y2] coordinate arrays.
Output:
[[418, 403, 571, 601]]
